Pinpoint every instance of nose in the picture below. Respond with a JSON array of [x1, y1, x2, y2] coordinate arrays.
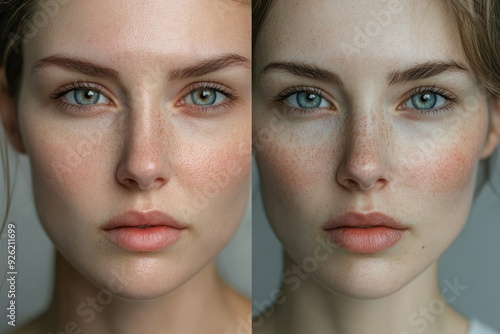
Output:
[[116, 106, 170, 191], [336, 113, 391, 192]]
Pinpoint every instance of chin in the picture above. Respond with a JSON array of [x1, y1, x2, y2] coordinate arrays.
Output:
[[315, 276, 407, 300], [311, 257, 425, 300], [106, 286, 179, 302], [93, 271, 192, 301], [77, 257, 202, 301]]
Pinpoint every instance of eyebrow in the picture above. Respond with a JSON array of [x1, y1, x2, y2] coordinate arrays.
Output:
[[259, 62, 343, 86], [388, 61, 468, 85], [33, 55, 119, 80], [32, 53, 249, 82], [168, 54, 250, 80], [259, 60, 470, 88]]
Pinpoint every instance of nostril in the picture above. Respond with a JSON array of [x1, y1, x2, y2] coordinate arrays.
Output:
[[337, 152, 390, 192], [116, 153, 170, 191], [118, 174, 168, 191]]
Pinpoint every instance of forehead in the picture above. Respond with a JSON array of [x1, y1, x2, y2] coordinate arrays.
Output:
[[27, 0, 250, 62], [256, 0, 465, 73]]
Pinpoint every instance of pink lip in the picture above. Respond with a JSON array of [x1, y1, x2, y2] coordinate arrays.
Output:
[[103, 210, 186, 252], [323, 212, 408, 253]]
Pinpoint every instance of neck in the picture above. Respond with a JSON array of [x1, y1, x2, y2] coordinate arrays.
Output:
[[44, 251, 243, 334], [268, 254, 468, 334]]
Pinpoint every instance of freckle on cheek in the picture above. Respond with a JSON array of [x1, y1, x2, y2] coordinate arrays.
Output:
[[421, 145, 477, 193], [261, 139, 335, 195]]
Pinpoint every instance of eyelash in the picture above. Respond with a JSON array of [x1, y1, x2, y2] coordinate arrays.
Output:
[[272, 85, 459, 117], [50, 81, 239, 114], [399, 85, 459, 115], [177, 82, 238, 114], [50, 81, 111, 113], [273, 86, 334, 116]]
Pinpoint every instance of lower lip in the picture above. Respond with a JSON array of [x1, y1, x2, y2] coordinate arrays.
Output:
[[325, 227, 405, 253], [104, 226, 184, 252]]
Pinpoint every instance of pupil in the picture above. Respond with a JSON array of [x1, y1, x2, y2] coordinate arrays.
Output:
[[75, 89, 99, 105], [412, 93, 436, 110], [297, 92, 321, 108], [192, 89, 216, 105], [200, 91, 211, 99]]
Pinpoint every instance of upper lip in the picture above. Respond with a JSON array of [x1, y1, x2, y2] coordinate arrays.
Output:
[[323, 211, 407, 230], [103, 210, 186, 230]]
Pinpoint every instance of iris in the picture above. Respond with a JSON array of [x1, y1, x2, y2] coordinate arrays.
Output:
[[73, 89, 101, 105], [190, 89, 218, 106], [410, 93, 438, 110]]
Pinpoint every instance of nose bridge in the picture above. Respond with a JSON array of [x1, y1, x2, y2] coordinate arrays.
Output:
[[338, 102, 391, 191], [349, 109, 386, 162], [129, 95, 162, 144], [128, 102, 163, 161], [117, 95, 170, 190]]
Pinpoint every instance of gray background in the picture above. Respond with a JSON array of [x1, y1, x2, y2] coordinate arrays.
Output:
[[0, 134, 251, 333], [252, 159, 500, 331]]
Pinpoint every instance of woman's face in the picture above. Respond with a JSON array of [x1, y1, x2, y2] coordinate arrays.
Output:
[[254, 0, 500, 298], [14, 0, 250, 299]]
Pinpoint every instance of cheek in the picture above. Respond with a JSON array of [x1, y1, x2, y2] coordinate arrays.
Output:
[[427, 145, 477, 192], [19, 120, 117, 264], [177, 138, 251, 200], [256, 122, 336, 208], [174, 118, 252, 221], [22, 120, 113, 203], [402, 126, 485, 195], [172, 135, 251, 256]]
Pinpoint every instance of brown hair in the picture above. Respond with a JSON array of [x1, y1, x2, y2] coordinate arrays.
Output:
[[445, 0, 500, 193], [446, 0, 500, 96], [1, 0, 39, 97], [252, 0, 275, 45], [1, 0, 44, 229]]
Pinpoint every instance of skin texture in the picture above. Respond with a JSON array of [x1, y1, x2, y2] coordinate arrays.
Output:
[[253, 0, 500, 333], [0, 0, 251, 333]]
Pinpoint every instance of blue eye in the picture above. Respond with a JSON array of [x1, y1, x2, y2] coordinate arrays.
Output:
[[63, 89, 109, 106], [286, 91, 331, 109], [404, 92, 446, 110], [184, 88, 227, 106]]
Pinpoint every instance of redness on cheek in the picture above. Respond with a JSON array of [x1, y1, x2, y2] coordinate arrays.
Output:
[[177, 139, 251, 194], [259, 136, 336, 199], [24, 120, 120, 201], [408, 139, 480, 194]]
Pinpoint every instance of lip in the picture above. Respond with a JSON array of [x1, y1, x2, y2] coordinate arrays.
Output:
[[323, 211, 408, 253], [103, 210, 186, 252]]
